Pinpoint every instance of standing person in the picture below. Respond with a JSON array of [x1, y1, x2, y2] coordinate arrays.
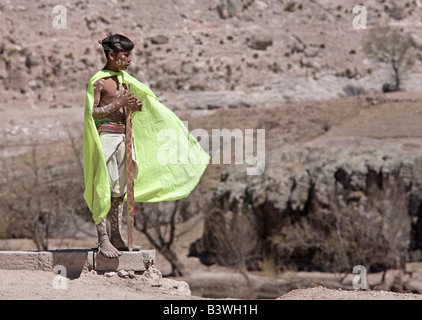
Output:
[[83, 33, 209, 258]]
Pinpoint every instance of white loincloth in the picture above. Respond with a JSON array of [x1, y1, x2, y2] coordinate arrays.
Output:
[[99, 132, 138, 198]]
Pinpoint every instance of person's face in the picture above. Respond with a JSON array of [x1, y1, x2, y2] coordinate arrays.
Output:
[[110, 51, 132, 70]]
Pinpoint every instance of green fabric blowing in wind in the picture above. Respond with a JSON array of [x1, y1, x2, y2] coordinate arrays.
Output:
[[83, 69, 210, 224]]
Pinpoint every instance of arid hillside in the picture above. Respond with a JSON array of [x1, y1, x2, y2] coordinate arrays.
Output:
[[2, 0, 422, 110]]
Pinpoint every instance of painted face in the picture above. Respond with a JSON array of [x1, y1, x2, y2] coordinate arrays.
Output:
[[114, 51, 132, 70]]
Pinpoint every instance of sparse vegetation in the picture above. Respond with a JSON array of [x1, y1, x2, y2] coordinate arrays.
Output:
[[0, 131, 86, 250], [362, 24, 418, 91], [191, 200, 259, 288]]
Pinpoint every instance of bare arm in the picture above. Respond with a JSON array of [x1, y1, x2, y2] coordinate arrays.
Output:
[[92, 81, 141, 121], [91, 81, 124, 121]]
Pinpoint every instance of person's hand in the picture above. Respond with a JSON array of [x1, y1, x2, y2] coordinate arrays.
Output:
[[134, 99, 143, 112], [115, 84, 137, 109], [124, 96, 142, 113]]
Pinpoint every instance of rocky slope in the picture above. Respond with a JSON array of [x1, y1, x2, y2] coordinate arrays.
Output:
[[1, 0, 422, 110]]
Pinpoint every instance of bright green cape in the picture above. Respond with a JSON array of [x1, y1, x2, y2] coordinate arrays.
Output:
[[83, 69, 210, 224]]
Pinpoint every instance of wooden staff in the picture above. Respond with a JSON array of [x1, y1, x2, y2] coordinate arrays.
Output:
[[125, 84, 135, 252]]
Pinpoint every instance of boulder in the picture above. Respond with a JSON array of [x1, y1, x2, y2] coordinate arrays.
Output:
[[248, 33, 273, 50], [217, 0, 243, 19], [25, 54, 41, 69], [390, 4, 406, 20], [150, 35, 169, 45]]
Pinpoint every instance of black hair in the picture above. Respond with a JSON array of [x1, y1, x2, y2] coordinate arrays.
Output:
[[99, 32, 134, 59]]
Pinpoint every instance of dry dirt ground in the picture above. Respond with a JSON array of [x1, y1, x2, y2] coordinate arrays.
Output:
[[0, 269, 196, 300], [278, 286, 422, 300], [1, 263, 422, 300]]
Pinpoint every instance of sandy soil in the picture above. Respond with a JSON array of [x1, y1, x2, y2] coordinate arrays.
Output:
[[0, 269, 198, 300], [1, 268, 422, 300], [278, 286, 422, 300]]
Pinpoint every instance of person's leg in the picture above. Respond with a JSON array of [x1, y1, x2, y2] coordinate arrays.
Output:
[[107, 134, 141, 251], [109, 196, 125, 249], [109, 195, 141, 251], [96, 132, 125, 258], [96, 216, 121, 258], [98, 132, 141, 253]]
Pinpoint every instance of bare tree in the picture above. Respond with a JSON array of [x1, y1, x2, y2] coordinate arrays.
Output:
[[2, 146, 54, 250], [362, 24, 418, 92], [0, 129, 86, 250], [196, 198, 259, 292], [136, 198, 203, 277]]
